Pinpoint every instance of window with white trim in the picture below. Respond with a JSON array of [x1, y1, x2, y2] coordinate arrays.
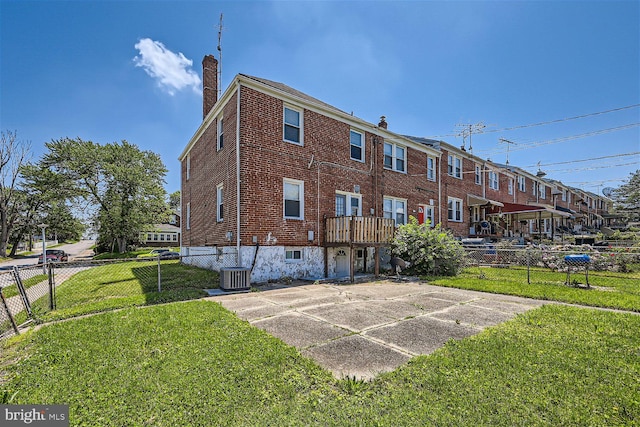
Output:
[[216, 183, 224, 222], [427, 156, 436, 181], [448, 154, 462, 179], [447, 197, 463, 222], [186, 153, 190, 181], [186, 202, 191, 230], [424, 205, 435, 227], [472, 205, 480, 223], [475, 164, 482, 185], [539, 184, 546, 199], [217, 116, 224, 150], [562, 189, 567, 202], [285, 249, 303, 262], [350, 130, 364, 162], [532, 181, 537, 196], [508, 178, 514, 195], [383, 142, 406, 172], [283, 106, 302, 145], [488, 170, 499, 190], [383, 196, 407, 225], [567, 192, 571, 204], [518, 176, 526, 192], [283, 179, 304, 219], [335, 192, 362, 217]]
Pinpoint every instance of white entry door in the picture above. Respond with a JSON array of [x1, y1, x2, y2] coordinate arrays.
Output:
[[336, 249, 349, 277]]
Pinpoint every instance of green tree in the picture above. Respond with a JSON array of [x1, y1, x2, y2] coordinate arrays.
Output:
[[168, 190, 180, 213], [0, 130, 31, 257], [43, 138, 168, 253], [612, 169, 640, 222], [391, 216, 466, 276]]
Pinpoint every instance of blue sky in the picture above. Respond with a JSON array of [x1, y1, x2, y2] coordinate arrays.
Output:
[[2, 0, 638, 196]]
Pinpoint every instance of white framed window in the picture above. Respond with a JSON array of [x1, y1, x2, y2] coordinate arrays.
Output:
[[186, 202, 191, 230], [539, 184, 546, 200], [447, 197, 463, 222], [508, 178, 514, 195], [567, 192, 571, 204], [475, 164, 482, 185], [532, 181, 537, 196], [285, 249, 303, 263], [518, 176, 526, 192], [427, 156, 436, 181], [217, 116, 224, 150], [335, 192, 362, 217], [216, 183, 224, 222], [448, 154, 462, 179], [562, 189, 567, 202], [488, 170, 499, 190], [283, 106, 303, 145], [283, 178, 304, 220], [383, 196, 407, 225], [350, 130, 364, 162], [383, 142, 406, 173], [186, 153, 191, 181]]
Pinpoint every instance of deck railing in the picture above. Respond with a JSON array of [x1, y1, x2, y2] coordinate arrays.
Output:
[[324, 216, 396, 245]]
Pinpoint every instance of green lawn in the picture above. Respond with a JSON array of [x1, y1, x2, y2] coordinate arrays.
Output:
[[1, 301, 638, 426], [425, 266, 640, 312], [42, 260, 218, 321]]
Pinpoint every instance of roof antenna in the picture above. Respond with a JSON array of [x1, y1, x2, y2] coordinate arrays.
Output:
[[499, 138, 517, 165], [217, 13, 223, 99]]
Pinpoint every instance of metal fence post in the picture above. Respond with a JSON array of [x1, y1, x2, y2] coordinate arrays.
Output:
[[157, 256, 162, 292], [0, 287, 19, 335], [12, 266, 32, 317], [48, 264, 55, 310], [526, 248, 531, 285]]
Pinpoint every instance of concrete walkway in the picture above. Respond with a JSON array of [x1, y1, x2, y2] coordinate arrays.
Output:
[[210, 280, 545, 380]]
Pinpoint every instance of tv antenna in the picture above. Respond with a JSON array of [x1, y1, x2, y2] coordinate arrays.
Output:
[[455, 122, 485, 152], [499, 138, 517, 165], [217, 13, 224, 99]]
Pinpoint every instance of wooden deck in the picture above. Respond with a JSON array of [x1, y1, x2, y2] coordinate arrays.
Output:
[[324, 216, 396, 246]]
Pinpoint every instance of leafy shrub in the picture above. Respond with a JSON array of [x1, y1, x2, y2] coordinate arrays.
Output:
[[391, 216, 465, 276]]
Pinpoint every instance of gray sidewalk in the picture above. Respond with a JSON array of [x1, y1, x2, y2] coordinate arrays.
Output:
[[210, 280, 545, 380]]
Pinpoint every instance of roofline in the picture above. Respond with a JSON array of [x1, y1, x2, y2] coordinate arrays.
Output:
[[179, 73, 441, 161]]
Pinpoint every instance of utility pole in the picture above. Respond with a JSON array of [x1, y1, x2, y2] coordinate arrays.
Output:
[[499, 138, 517, 165], [456, 122, 485, 152]]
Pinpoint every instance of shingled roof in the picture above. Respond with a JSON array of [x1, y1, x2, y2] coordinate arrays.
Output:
[[240, 74, 348, 115]]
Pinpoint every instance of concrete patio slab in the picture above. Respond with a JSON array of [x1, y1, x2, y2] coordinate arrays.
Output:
[[214, 280, 548, 380], [302, 335, 411, 380], [365, 316, 480, 355], [252, 312, 350, 348]]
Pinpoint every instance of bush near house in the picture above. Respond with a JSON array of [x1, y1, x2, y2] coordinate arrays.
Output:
[[392, 216, 465, 276]]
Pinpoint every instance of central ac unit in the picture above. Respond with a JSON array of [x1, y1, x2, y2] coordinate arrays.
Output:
[[220, 267, 251, 290]]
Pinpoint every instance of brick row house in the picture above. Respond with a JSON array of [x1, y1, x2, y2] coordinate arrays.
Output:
[[179, 55, 612, 282]]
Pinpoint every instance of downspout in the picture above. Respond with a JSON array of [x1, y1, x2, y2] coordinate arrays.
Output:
[[236, 82, 242, 266], [437, 153, 442, 224]]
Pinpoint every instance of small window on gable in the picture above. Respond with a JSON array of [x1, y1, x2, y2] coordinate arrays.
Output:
[[216, 183, 224, 222], [283, 106, 302, 145], [350, 130, 364, 162], [217, 116, 224, 150]]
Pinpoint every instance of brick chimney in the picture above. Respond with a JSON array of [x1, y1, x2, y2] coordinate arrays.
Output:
[[202, 55, 218, 119], [378, 116, 387, 129]]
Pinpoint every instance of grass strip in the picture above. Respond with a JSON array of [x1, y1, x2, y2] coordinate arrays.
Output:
[[2, 301, 638, 426]]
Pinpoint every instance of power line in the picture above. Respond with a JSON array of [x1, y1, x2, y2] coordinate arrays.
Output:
[[527, 151, 640, 168], [477, 123, 640, 156], [423, 104, 640, 139]]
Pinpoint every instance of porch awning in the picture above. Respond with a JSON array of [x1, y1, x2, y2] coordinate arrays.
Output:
[[488, 202, 571, 220], [467, 194, 504, 207]]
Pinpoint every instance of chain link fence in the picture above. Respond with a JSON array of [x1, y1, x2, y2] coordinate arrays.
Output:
[[0, 252, 238, 340], [461, 245, 640, 288]]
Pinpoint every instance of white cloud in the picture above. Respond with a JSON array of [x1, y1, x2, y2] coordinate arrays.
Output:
[[133, 38, 201, 96]]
